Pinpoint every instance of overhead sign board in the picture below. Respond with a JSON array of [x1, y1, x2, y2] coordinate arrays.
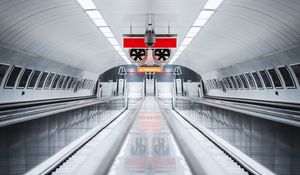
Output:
[[123, 37, 177, 48], [138, 67, 163, 73]]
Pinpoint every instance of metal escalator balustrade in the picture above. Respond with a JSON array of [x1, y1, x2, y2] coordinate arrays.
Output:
[[0, 97, 127, 175], [47, 98, 143, 175], [173, 97, 300, 175]]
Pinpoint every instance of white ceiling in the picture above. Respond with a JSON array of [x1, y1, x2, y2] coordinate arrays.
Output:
[[176, 0, 300, 73], [0, 0, 299, 74], [0, 0, 125, 74]]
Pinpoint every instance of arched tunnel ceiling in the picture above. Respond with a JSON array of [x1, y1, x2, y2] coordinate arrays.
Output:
[[176, 0, 300, 73], [0, 0, 299, 74], [0, 0, 125, 74]]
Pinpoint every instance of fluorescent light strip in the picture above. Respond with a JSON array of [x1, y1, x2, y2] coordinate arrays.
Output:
[[198, 10, 214, 19], [189, 26, 201, 33], [174, 51, 183, 56], [107, 38, 119, 46], [204, 0, 223, 10], [193, 19, 208, 27], [93, 19, 107, 26], [99, 26, 111, 33], [178, 45, 187, 52], [86, 10, 102, 19], [77, 0, 131, 64], [186, 27, 201, 37], [181, 38, 193, 45], [113, 46, 123, 51], [119, 52, 126, 57], [102, 32, 114, 38], [186, 31, 199, 38], [77, 0, 97, 10], [169, 0, 223, 64]]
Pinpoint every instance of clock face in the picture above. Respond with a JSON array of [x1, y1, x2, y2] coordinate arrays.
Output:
[[129, 49, 148, 65], [153, 49, 171, 64]]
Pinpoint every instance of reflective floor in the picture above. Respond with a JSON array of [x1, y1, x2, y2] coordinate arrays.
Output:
[[108, 97, 192, 175]]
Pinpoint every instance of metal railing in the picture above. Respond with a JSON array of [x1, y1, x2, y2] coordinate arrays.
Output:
[[172, 96, 276, 175], [24, 97, 128, 175]]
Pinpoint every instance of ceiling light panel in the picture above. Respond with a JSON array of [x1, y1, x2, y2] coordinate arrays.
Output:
[[178, 46, 187, 52], [181, 38, 193, 46], [99, 27, 111, 34], [189, 27, 201, 33], [93, 19, 107, 26], [77, 0, 131, 64], [168, 0, 224, 64], [77, 0, 97, 10], [103, 32, 114, 38], [173, 51, 183, 57], [198, 10, 214, 19], [186, 31, 198, 38], [113, 46, 123, 51], [108, 38, 119, 45], [86, 10, 102, 19], [204, 0, 223, 10], [119, 52, 126, 56], [193, 19, 208, 26]]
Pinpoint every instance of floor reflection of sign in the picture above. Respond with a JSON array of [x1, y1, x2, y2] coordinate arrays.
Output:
[[152, 136, 176, 171], [176, 79, 182, 94], [118, 79, 124, 94], [130, 137, 147, 155], [125, 135, 148, 170], [139, 113, 161, 131], [153, 137, 170, 155]]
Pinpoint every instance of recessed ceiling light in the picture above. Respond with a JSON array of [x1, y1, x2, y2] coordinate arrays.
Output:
[[198, 10, 214, 19], [193, 19, 208, 26], [102, 31, 114, 38], [186, 32, 198, 38], [181, 38, 193, 46], [86, 10, 102, 19], [113, 46, 123, 51], [189, 27, 201, 33], [174, 52, 182, 56], [99, 27, 111, 34], [107, 38, 119, 45], [204, 0, 223, 10], [77, 0, 96, 10], [178, 45, 187, 52], [93, 19, 107, 26], [119, 52, 126, 56]]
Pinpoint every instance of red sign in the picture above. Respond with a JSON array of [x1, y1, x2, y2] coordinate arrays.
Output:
[[123, 37, 177, 48]]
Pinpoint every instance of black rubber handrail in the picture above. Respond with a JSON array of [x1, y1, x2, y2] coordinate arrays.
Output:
[[0, 95, 95, 111], [206, 95, 300, 111]]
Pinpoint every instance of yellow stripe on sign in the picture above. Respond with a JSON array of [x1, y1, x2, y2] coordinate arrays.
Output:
[[138, 67, 163, 72]]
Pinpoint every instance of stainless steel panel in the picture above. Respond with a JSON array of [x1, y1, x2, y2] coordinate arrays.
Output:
[[0, 99, 125, 174], [175, 99, 300, 175]]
